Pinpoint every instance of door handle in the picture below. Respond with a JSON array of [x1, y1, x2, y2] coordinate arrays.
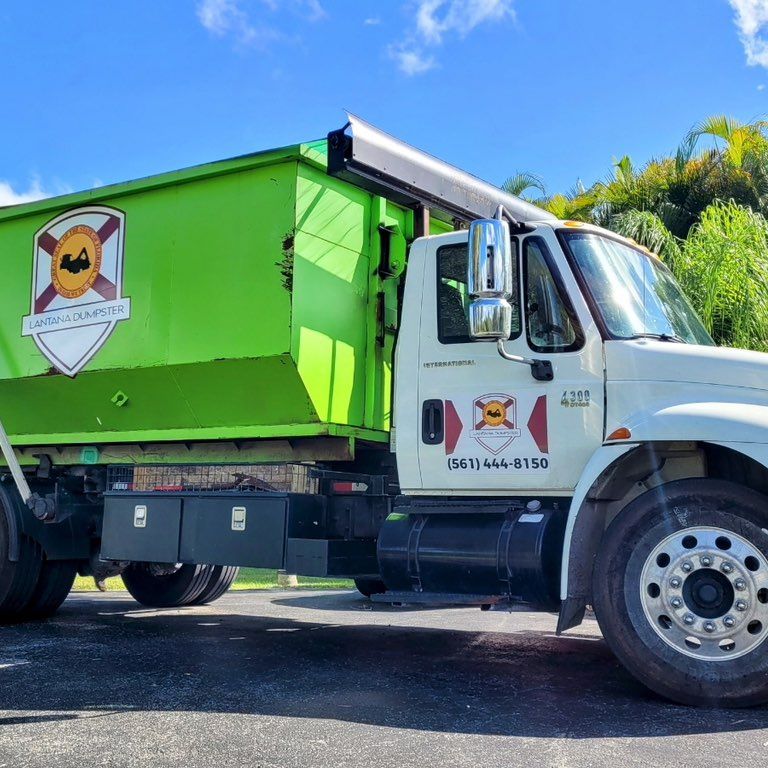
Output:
[[422, 399, 444, 445]]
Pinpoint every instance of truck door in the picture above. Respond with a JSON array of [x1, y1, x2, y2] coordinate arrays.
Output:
[[414, 226, 604, 494]]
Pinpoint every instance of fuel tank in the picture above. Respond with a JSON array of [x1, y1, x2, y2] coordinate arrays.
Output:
[[377, 499, 568, 608]]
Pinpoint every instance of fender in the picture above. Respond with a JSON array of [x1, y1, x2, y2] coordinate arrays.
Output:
[[558, 444, 635, 606]]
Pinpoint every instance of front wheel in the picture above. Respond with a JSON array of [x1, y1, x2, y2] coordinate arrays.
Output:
[[593, 479, 768, 707]]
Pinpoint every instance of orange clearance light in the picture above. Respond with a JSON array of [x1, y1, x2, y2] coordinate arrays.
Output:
[[563, 220, 584, 227], [607, 427, 632, 441]]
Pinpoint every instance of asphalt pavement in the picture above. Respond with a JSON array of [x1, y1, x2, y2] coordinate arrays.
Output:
[[0, 589, 766, 767]]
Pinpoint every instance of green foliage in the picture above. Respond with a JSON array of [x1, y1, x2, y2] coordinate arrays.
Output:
[[675, 201, 768, 350], [513, 114, 768, 351], [535, 115, 768, 239]]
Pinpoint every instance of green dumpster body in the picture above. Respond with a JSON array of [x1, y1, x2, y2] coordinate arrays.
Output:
[[0, 140, 448, 465]]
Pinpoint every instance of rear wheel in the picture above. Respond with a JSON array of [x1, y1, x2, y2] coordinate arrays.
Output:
[[23, 560, 77, 619], [190, 565, 239, 605], [122, 563, 210, 607], [354, 577, 386, 598], [0, 489, 42, 623], [593, 479, 768, 707]]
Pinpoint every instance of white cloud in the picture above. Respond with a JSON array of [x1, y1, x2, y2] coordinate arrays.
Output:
[[388, 45, 436, 75], [729, 0, 768, 67], [196, 0, 325, 47], [364, 17, 381, 26], [0, 178, 52, 207], [391, 0, 514, 76], [416, 0, 513, 44], [197, 0, 262, 45]]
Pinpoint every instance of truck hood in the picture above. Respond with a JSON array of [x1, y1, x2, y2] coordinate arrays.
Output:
[[605, 340, 768, 391]]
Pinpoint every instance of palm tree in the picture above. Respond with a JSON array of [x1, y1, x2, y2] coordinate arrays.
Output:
[[502, 171, 547, 199], [505, 114, 768, 350], [535, 115, 768, 248]]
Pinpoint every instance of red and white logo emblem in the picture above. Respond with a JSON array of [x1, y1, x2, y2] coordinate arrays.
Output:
[[22, 206, 130, 376], [470, 393, 522, 454]]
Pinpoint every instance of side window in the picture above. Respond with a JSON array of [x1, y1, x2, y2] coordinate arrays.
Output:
[[437, 242, 520, 344], [524, 238, 583, 353]]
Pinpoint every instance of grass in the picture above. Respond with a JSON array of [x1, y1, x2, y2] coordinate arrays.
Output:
[[72, 568, 354, 592]]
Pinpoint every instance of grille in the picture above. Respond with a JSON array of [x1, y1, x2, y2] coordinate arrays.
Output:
[[107, 464, 317, 494]]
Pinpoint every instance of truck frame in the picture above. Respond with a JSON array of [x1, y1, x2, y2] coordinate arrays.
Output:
[[2, 116, 768, 707]]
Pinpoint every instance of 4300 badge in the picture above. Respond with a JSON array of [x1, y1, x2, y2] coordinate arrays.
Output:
[[447, 456, 550, 472]]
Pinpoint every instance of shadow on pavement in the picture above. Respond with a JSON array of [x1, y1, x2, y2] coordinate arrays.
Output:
[[0, 592, 764, 739], [272, 590, 458, 613]]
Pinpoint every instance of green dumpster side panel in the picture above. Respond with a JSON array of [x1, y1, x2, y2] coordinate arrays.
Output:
[[293, 163, 372, 429], [0, 139, 447, 453]]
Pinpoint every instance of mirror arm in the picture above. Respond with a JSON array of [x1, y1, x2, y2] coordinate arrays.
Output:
[[496, 340, 554, 382], [494, 204, 520, 227], [494, 204, 533, 234]]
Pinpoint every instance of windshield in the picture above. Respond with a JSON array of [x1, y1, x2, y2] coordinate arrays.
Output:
[[560, 231, 714, 345]]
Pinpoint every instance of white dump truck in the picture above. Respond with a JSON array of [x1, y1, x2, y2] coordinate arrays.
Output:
[[1, 115, 768, 707]]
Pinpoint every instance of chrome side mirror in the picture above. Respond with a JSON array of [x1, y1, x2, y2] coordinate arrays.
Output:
[[466, 215, 554, 382], [467, 219, 513, 341]]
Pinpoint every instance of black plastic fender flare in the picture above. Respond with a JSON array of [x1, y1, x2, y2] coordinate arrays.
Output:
[[0, 480, 93, 563]]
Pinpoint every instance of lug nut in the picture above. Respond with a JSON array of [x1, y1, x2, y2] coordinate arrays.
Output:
[[723, 615, 735, 628], [682, 562, 693, 573], [736, 600, 748, 611], [670, 577, 682, 588], [721, 562, 733, 574], [700, 555, 712, 567], [671, 597, 683, 608], [684, 613, 695, 625], [704, 621, 716, 633], [735, 579, 747, 591]]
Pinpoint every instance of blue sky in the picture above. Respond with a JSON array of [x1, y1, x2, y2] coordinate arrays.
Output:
[[1, 0, 768, 205]]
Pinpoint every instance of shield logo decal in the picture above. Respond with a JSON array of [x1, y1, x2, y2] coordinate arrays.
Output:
[[22, 205, 130, 376], [469, 393, 522, 454]]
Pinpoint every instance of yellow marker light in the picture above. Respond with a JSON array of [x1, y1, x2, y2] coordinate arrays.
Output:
[[606, 427, 632, 441], [562, 220, 584, 227]]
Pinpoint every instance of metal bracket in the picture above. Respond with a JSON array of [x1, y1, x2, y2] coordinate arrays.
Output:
[[0, 414, 31, 504]]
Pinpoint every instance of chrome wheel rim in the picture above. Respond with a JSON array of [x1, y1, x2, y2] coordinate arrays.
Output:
[[640, 526, 768, 660]]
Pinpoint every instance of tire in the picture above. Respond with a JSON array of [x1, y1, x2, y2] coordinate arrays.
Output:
[[0, 488, 42, 623], [122, 563, 211, 608], [190, 565, 239, 605], [23, 560, 77, 619], [593, 478, 768, 707], [354, 577, 387, 598]]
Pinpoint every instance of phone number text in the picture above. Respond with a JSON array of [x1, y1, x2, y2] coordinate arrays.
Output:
[[447, 456, 550, 472]]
